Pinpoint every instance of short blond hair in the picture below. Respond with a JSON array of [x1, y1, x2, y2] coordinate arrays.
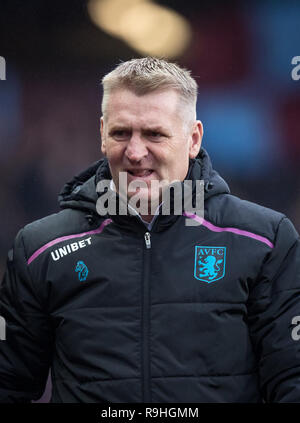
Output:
[[101, 57, 198, 119]]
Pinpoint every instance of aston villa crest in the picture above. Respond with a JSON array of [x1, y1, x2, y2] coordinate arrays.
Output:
[[194, 246, 226, 283]]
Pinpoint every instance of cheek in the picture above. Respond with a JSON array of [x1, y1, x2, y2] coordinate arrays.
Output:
[[105, 143, 124, 163], [165, 146, 190, 179]]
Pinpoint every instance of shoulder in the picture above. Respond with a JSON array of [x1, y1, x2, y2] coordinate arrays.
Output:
[[19, 208, 96, 263], [205, 193, 295, 246]]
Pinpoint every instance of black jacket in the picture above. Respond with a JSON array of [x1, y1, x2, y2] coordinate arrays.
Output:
[[1, 149, 300, 403]]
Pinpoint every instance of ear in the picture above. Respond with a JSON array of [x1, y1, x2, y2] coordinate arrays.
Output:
[[100, 116, 106, 155], [189, 120, 203, 159]]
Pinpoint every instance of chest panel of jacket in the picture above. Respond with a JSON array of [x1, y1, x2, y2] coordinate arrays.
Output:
[[30, 216, 268, 401]]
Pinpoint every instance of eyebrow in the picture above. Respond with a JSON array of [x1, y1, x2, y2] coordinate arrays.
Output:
[[143, 126, 168, 132], [108, 125, 171, 134], [108, 125, 131, 133]]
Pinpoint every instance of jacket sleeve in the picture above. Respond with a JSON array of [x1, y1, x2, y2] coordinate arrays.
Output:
[[247, 217, 300, 402], [0, 229, 54, 403]]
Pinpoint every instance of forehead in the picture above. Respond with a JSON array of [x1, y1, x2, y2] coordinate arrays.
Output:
[[104, 88, 182, 127]]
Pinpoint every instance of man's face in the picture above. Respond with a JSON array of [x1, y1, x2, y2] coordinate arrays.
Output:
[[100, 87, 203, 209]]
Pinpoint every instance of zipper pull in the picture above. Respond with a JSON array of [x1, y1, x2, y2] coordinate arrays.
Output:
[[144, 232, 151, 249]]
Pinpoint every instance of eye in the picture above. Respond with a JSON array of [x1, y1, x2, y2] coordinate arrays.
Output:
[[110, 129, 131, 141], [145, 130, 165, 141], [150, 131, 161, 137]]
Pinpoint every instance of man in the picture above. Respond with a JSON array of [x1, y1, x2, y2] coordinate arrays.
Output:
[[0, 57, 300, 403]]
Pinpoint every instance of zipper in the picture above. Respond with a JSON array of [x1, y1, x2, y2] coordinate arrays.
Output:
[[144, 232, 151, 249], [142, 231, 151, 402]]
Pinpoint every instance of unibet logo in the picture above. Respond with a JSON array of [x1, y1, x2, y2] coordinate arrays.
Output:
[[51, 237, 92, 261]]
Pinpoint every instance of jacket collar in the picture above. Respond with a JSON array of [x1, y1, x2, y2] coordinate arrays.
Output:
[[59, 148, 230, 231]]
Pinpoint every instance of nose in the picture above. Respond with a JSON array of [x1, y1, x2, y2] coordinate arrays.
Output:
[[125, 133, 148, 163]]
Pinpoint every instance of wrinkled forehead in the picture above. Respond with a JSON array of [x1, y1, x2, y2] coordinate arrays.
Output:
[[104, 87, 183, 123]]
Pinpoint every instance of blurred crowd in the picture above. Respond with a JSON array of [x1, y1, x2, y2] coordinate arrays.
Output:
[[0, 72, 102, 277]]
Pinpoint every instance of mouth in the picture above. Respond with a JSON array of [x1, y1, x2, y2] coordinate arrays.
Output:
[[126, 169, 154, 178]]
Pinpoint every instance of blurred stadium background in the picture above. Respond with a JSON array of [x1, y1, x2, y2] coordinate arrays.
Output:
[[0, 0, 300, 402]]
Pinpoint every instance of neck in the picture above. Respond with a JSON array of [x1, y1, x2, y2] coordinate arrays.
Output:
[[139, 213, 154, 223]]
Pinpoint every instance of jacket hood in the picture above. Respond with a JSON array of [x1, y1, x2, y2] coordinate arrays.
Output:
[[58, 148, 230, 215]]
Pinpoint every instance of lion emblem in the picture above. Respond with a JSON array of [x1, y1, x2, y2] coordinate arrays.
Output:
[[198, 255, 223, 280]]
